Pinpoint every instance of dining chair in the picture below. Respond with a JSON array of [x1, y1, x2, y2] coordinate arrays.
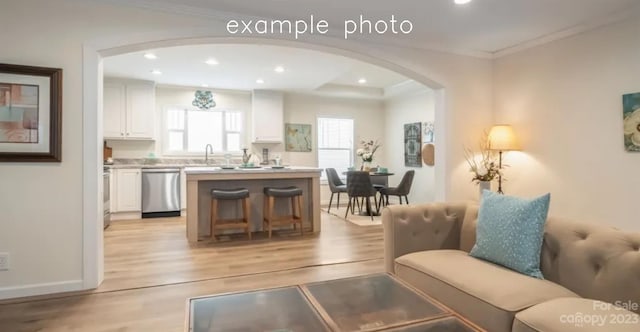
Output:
[[379, 170, 415, 208], [325, 168, 347, 213], [345, 171, 379, 221]]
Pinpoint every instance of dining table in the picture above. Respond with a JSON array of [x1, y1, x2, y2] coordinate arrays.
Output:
[[342, 170, 395, 216]]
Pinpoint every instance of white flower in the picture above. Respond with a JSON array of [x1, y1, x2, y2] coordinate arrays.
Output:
[[624, 108, 640, 147], [476, 165, 488, 176], [363, 152, 372, 160], [356, 148, 365, 156]]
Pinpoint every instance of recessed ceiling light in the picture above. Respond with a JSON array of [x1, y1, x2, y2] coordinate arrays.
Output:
[[151, 69, 162, 75], [144, 53, 157, 60], [454, 0, 472, 4], [274, 66, 285, 73], [358, 78, 367, 84], [256, 79, 265, 84], [205, 58, 219, 65], [201, 84, 209, 88]]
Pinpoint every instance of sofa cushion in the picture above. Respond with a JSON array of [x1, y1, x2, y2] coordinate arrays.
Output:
[[395, 250, 578, 332], [470, 191, 550, 279], [513, 297, 640, 332], [540, 217, 640, 311]]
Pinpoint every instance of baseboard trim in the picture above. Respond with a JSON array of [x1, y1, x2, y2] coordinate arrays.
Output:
[[0, 279, 84, 300], [110, 211, 141, 221]]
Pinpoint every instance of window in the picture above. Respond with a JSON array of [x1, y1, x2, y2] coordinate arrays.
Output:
[[165, 107, 243, 154], [317, 117, 354, 179]]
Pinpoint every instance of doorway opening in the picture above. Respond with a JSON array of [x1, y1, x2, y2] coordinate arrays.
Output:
[[84, 38, 447, 292]]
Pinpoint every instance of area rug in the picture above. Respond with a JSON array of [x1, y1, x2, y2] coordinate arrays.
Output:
[[322, 207, 382, 226]]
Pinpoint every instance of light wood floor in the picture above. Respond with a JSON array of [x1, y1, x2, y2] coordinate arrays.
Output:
[[0, 210, 384, 331]]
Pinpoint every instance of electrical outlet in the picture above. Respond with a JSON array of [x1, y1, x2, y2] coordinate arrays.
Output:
[[0, 253, 9, 271]]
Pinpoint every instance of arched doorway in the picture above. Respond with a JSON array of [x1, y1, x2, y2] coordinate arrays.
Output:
[[82, 36, 448, 289]]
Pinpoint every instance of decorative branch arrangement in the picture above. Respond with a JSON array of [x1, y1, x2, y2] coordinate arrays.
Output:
[[463, 131, 501, 183]]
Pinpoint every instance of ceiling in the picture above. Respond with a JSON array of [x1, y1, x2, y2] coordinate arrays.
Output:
[[99, 0, 640, 57], [103, 44, 410, 92], [103, 0, 640, 93]]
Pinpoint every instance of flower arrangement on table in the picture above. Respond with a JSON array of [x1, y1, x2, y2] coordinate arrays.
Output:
[[356, 139, 381, 171], [463, 132, 501, 184]]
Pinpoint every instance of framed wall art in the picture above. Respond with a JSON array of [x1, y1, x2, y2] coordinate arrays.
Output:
[[422, 121, 434, 143], [285, 123, 312, 152], [623, 92, 640, 152], [0, 63, 62, 162], [404, 122, 422, 167]]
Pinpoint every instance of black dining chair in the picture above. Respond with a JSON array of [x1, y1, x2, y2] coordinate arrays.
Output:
[[380, 170, 415, 208], [345, 171, 379, 221], [325, 168, 347, 213]]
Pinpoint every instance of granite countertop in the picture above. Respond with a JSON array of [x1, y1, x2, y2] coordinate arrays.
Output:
[[105, 157, 247, 169], [105, 163, 213, 169], [183, 166, 323, 174]]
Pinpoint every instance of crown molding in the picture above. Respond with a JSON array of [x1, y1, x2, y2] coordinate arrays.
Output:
[[492, 3, 640, 58], [384, 80, 430, 99]]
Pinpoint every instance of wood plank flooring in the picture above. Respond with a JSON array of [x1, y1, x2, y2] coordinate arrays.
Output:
[[0, 210, 384, 331]]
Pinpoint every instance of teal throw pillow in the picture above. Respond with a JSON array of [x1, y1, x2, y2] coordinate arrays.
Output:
[[469, 190, 551, 279]]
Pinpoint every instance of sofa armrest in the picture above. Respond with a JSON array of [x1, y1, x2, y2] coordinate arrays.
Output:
[[382, 202, 469, 273]]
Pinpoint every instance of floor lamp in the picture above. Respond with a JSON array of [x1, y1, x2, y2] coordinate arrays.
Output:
[[488, 125, 520, 194]]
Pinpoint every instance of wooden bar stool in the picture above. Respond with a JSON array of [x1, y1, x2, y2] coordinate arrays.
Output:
[[263, 186, 303, 238], [210, 188, 251, 241]]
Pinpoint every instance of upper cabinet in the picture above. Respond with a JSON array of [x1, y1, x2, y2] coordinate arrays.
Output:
[[251, 90, 283, 143], [104, 79, 155, 140]]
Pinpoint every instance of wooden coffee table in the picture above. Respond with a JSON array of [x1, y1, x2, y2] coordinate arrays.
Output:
[[186, 273, 483, 331]]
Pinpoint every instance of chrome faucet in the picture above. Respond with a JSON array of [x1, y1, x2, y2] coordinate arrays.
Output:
[[205, 144, 214, 164]]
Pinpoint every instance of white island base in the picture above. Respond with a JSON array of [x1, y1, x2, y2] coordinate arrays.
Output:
[[184, 167, 323, 243]]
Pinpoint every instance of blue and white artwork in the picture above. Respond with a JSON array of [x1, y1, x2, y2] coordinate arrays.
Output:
[[623, 92, 640, 152], [192, 90, 216, 110]]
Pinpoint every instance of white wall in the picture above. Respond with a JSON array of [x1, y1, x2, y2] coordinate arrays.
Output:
[[384, 90, 435, 204], [279, 93, 385, 167], [493, 17, 640, 230], [0, 0, 493, 298]]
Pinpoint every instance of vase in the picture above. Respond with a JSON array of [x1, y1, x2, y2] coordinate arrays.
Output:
[[361, 161, 372, 172], [241, 148, 251, 165], [478, 181, 491, 198]]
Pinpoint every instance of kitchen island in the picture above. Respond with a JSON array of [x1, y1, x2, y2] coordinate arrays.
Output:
[[184, 166, 323, 243]]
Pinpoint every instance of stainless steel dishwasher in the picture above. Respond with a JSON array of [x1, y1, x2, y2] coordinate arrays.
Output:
[[141, 168, 181, 218]]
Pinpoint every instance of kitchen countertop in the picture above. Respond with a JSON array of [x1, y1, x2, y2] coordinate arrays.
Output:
[[183, 166, 322, 174], [184, 165, 323, 243], [105, 163, 213, 169]]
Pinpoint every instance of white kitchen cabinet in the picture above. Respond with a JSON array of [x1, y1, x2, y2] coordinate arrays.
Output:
[[251, 90, 283, 143], [103, 80, 155, 140], [113, 168, 141, 212], [103, 83, 126, 139]]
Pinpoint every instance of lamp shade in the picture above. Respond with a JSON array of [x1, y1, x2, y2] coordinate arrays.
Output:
[[488, 125, 520, 151]]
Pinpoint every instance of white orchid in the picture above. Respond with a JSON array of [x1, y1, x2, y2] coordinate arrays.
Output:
[[357, 139, 381, 166]]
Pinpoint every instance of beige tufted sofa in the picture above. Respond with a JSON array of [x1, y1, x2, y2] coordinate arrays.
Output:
[[382, 202, 640, 332]]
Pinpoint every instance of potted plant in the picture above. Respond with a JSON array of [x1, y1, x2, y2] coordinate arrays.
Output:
[[464, 132, 501, 196], [356, 139, 381, 171]]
